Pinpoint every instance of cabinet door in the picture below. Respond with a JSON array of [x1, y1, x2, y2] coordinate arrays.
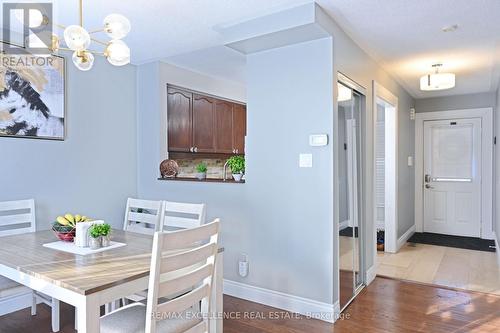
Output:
[[192, 94, 216, 153], [167, 88, 192, 152], [233, 103, 247, 154], [215, 100, 234, 154]]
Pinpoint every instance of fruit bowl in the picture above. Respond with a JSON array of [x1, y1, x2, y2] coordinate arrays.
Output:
[[52, 224, 76, 242], [52, 214, 92, 243]]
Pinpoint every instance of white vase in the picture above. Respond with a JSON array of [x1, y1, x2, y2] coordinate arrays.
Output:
[[89, 237, 101, 250], [232, 173, 243, 182]]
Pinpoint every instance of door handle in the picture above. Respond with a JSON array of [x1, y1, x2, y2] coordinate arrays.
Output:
[[425, 184, 434, 189]]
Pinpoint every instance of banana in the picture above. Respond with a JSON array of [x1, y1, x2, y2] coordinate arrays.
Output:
[[75, 214, 82, 222], [56, 216, 70, 226], [64, 214, 75, 224]]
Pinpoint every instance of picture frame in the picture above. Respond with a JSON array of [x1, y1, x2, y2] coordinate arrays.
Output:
[[0, 41, 66, 140]]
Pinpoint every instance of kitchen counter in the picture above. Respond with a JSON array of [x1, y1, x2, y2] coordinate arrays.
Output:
[[157, 177, 245, 184]]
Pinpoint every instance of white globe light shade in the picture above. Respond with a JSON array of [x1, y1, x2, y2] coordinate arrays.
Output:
[[103, 14, 131, 39], [64, 25, 91, 51], [106, 40, 130, 66], [420, 73, 455, 91], [72, 51, 94, 71]]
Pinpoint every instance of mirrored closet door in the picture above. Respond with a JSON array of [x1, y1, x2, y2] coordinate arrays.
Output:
[[337, 75, 365, 311]]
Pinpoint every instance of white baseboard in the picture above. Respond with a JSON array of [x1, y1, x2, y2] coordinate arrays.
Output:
[[366, 265, 377, 285], [0, 291, 34, 316], [397, 225, 416, 251], [223, 279, 336, 323]]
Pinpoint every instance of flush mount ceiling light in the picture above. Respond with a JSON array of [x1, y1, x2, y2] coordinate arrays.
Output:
[[20, 0, 131, 71], [338, 83, 352, 102], [419, 64, 455, 91]]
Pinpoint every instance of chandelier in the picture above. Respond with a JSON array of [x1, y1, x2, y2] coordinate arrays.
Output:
[[25, 0, 131, 71]]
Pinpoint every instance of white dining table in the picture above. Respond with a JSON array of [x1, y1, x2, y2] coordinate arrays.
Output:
[[0, 230, 224, 333]]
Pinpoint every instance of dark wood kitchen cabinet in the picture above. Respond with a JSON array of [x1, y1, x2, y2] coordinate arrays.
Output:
[[167, 85, 246, 156], [232, 103, 246, 154], [167, 87, 192, 152], [192, 94, 216, 153], [215, 100, 235, 154]]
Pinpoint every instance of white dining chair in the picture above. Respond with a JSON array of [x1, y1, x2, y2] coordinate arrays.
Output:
[[161, 201, 206, 231], [120, 198, 164, 307], [101, 219, 220, 333], [123, 200, 207, 306], [123, 198, 163, 235], [0, 199, 60, 332]]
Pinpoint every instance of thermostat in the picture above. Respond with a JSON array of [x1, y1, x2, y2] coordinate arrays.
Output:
[[309, 134, 328, 146]]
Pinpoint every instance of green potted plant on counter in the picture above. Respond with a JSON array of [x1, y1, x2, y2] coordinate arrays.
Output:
[[101, 223, 112, 247], [227, 155, 245, 182], [89, 224, 102, 249], [196, 162, 208, 180]]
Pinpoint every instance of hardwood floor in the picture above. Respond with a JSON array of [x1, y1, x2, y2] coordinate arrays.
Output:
[[1, 277, 499, 332]]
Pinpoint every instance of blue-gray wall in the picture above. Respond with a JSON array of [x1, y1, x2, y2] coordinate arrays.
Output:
[[416, 92, 496, 113], [0, 57, 137, 229], [137, 38, 335, 304]]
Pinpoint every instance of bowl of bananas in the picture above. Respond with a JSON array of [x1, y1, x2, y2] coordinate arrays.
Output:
[[52, 214, 91, 242]]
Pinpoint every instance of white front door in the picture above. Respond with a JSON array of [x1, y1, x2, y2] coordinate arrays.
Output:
[[423, 118, 481, 237]]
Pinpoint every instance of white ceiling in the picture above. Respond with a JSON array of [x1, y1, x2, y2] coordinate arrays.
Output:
[[51, 0, 500, 98]]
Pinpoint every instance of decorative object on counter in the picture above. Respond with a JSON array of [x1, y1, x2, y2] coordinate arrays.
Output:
[[75, 219, 103, 247], [101, 223, 111, 247], [89, 223, 112, 249], [160, 159, 179, 178], [196, 162, 208, 180], [52, 213, 92, 242], [226, 155, 245, 182]]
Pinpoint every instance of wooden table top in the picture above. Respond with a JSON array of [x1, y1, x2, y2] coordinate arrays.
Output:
[[0, 230, 154, 295]]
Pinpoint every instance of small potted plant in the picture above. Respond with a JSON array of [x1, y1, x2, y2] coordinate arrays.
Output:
[[89, 224, 102, 249], [101, 224, 112, 247], [196, 162, 208, 180], [227, 156, 245, 182]]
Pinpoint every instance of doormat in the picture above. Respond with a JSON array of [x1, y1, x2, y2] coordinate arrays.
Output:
[[339, 227, 359, 238], [407, 232, 496, 252]]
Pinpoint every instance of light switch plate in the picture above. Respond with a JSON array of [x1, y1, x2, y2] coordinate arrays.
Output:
[[299, 154, 313, 168], [309, 134, 328, 146], [407, 156, 413, 167]]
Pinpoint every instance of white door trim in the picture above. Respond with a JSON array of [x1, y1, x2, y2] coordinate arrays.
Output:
[[373, 81, 399, 254], [414, 108, 494, 240]]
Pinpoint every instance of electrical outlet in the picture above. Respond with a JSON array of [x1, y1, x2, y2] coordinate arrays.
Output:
[[238, 254, 248, 277]]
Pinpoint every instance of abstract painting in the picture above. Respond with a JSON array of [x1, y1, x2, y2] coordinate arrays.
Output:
[[0, 49, 65, 140]]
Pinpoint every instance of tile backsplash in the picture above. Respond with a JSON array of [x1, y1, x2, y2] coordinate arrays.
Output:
[[176, 158, 226, 179]]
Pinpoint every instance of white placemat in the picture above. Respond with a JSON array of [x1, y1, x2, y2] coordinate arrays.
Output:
[[43, 241, 126, 255]]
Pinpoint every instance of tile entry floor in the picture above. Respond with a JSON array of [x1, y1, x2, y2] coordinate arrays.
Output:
[[377, 242, 500, 295]]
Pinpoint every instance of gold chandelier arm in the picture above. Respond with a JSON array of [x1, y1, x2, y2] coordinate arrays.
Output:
[[91, 38, 108, 46], [88, 28, 105, 34], [79, 0, 83, 27], [55, 23, 67, 30], [58, 47, 105, 56]]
